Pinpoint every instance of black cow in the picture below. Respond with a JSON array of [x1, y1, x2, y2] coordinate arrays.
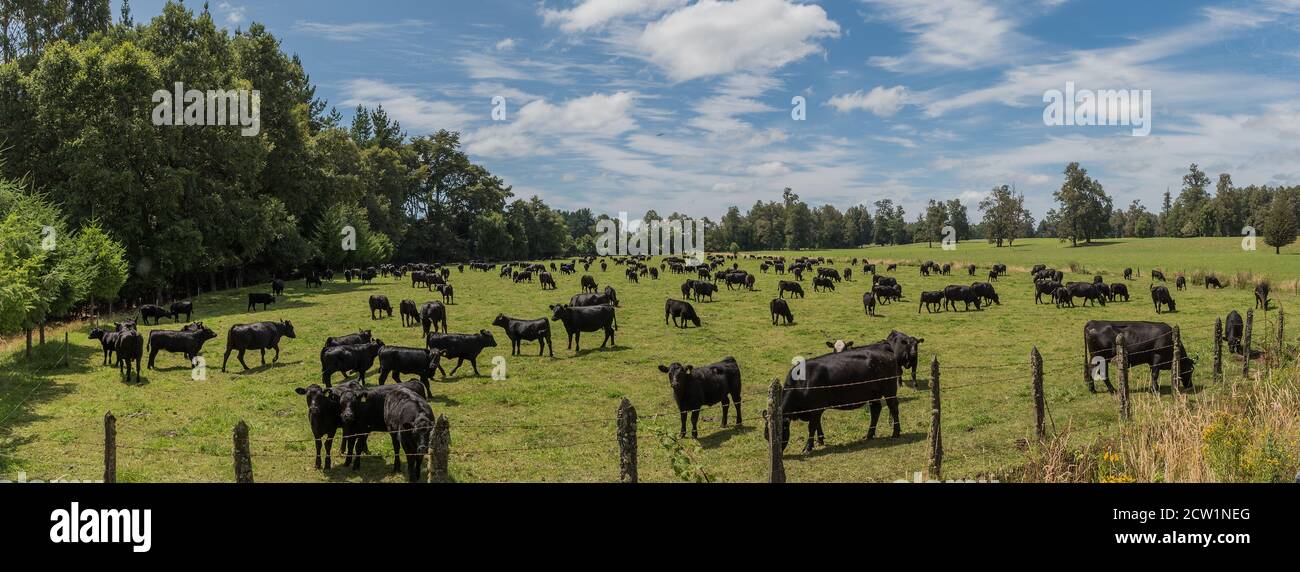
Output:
[[399, 299, 419, 327], [425, 330, 497, 376], [919, 291, 943, 313], [115, 329, 144, 382], [305, 274, 322, 288], [549, 304, 617, 352], [492, 314, 553, 357], [293, 384, 342, 469], [1255, 283, 1270, 310], [377, 346, 444, 395], [778, 281, 805, 299], [765, 340, 900, 453], [247, 293, 276, 312], [988, 269, 998, 282], [1175, 275, 1187, 290], [1053, 287, 1073, 308], [1225, 310, 1244, 355], [1150, 285, 1176, 313], [812, 276, 835, 293], [971, 282, 1000, 306], [420, 301, 448, 335], [89, 327, 121, 365], [1151, 269, 1166, 282], [170, 301, 193, 322], [692, 281, 718, 302], [581, 275, 598, 293], [1067, 282, 1107, 307], [992, 263, 1007, 276], [272, 278, 285, 296], [1111, 283, 1130, 301], [335, 380, 428, 470], [943, 285, 982, 311], [1205, 275, 1223, 289], [885, 330, 924, 385], [324, 330, 372, 349], [966, 264, 977, 276], [436, 283, 454, 304], [1123, 267, 1134, 280], [657, 358, 742, 438], [139, 304, 169, 325], [321, 339, 385, 387], [602, 285, 619, 307], [539, 272, 557, 290], [369, 295, 393, 319], [147, 324, 217, 369], [886, 263, 897, 272], [770, 298, 794, 325], [222, 320, 296, 372], [665, 299, 702, 328], [862, 292, 876, 316], [874, 284, 902, 304], [383, 386, 435, 482], [1083, 320, 1194, 393], [1035, 280, 1061, 304]]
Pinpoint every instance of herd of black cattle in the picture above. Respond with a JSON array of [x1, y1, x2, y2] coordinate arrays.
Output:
[[80, 254, 1276, 480]]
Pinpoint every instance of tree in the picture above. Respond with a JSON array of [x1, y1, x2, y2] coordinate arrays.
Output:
[[781, 188, 812, 250], [1265, 195, 1297, 254], [1052, 162, 1112, 246], [71, 220, 128, 317], [979, 185, 1033, 247], [945, 198, 970, 242], [923, 199, 947, 247]]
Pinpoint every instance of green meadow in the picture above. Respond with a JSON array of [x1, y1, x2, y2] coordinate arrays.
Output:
[[0, 237, 1295, 482]]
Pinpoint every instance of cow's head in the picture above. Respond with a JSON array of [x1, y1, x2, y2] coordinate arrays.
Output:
[[425, 350, 444, 376], [549, 304, 568, 321], [826, 340, 854, 353], [194, 326, 218, 342], [657, 363, 694, 392], [479, 330, 497, 347], [278, 320, 296, 338], [404, 414, 436, 455], [295, 384, 336, 417], [336, 385, 367, 425], [89, 328, 105, 340], [491, 313, 509, 328], [603, 286, 619, 306]]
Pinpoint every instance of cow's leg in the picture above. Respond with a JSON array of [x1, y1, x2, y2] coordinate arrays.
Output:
[[260, 348, 266, 365], [887, 396, 901, 438], [147, 348, 157, 369], [867, 400, 883, 439], [324, 435, 333, 469], [574, 332, 582, 352], [678, 411, 688, 438], [721, 400, 730, 427], [803, 416, 818, 453], [237, 349, 250, 370], [390, 433, 402, 473], [469, 358, 480, 376], [448, 358, 464, 375], [272, 344, 280, 363], [690, 409, 700, 438], [222, 348, 232, 372], [313, 436, 322, 469]]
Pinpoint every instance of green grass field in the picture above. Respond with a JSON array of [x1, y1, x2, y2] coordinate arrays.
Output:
[[0, 237, 1295, 482]]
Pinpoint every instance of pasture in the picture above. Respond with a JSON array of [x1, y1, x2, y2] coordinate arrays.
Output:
[[0, 237, 1296, 483]]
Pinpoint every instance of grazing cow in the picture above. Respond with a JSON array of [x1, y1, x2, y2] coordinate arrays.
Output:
[[147, 324, 217, 369], [115, 329, 144, 382], [89, 327, 121, 365], [874, 284, 902, 304], [1083, 320, 1194, 393], [436, 283, 454, 304], [1205, 275, 1223, 289], [657, 358, 743, 438], [384, 386, 436, 482], [988, 269, 998, 282], [886, 263, 897, 272], [369, 295, 393, 319], [812, 276, 836, 293], [539, 272, 557, 290], [1175, 275, 1187, 290], [324, 330, 372, 349], [139, 304, 170, 325], [247, 293, 276, 312], [399, 299, 420, 327], [692, 281, 718, 302], [1123, 267, 1134, 280], [1224, 310, 1244, 355], [665, 299, 702, 328], [778, 281, 805, 299], [1095, 283, 1112, 302], [1110, 283, 1130, 302], [222, 320, 296, 372], [770, 298, 794, 325], [335, 380, 428, 470], [1066, 282, 1107, 307], [1255, 283, 1270, 310], [293, 384, 343, 469], [943, 285, 982, 311], [941, 263, 952, 275], [321, 339, 385, 387], [966, 264, 977, 277], [918, 291, 944, 313], [992, 263, 1007, 276], [271, 278, 285, 296], [1034, 280, 1061, 304], [1053, 287, 1073, 308], [425, 330, 498, 376], [843, 268, 852, 282], [874, 275, 898, 288], [765, 340, 900, 453], [1151, 269, 1166, 282], [492, 314, 553, 357], [170, 301, 193, 322], [818, 268, 842, 282], [570, 291, 616, 307], [377, 346, 445, 395], [1150, 285, 1176, 313], [970, 282, 1000, 306], [549, 304, 617, 352], [305, 274, 322, 288], [862, 292, 877, 316], [420, 301, 448, 335], [581, 275, 598, 293]]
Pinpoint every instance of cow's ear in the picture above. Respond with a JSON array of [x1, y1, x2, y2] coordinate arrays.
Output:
[[294, 387, 307, 395], [825, 341, 835, 349], [657, 364, 669, 373], [684, 365, 693, 374]]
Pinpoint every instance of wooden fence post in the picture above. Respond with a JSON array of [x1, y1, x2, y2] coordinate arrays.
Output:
[[767, 380, 785, 484], [1171, 326, 1183, 396], [617, 398, 638, 483], [103, 411, 116, 483], [1031, 347, 1045, 440], [1276, 306, 1285, 366], [1117, 335, 1130, 421], [1244, 309, 1253, 378], [1213, 318, 1223, 383], [232, 420, 253, 483], [428, 414, 450, 483], [928, 356, 942, 480]]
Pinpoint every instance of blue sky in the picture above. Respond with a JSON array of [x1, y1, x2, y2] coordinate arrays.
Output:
[[125, 0, 1300, 221]]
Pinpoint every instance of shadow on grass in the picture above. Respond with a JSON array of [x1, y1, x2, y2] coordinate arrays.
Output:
[[696, 424, 755, 449], [0, 343, 98, 473], [792, 430, 927, 460]]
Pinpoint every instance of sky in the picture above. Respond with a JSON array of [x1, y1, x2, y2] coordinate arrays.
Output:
[[123, 0, 1300, 221]]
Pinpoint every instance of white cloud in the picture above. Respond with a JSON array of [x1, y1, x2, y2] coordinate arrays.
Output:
[[543, 0, 687, 32], [865, 0, 1025, 72], [495, 38, 518, 51], [746, 161, 792, 177], [873, 135, 917, 148], [469, 82, 540, 105], [467, 92, 638, 157], [826, 86, 910, 116], [292, 19, 430, 42], [217, 2, 246, 26], [635, 0, 840, 82], [340, 79, 474, 133]]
